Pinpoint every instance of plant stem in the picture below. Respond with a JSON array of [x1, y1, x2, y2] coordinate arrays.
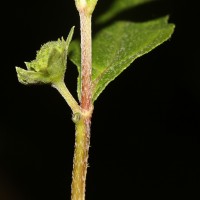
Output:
[[71, 10, 93, 200], [53, 81, 81, 114], [71, 115, 91, 200], [80, 11, 92, 110]]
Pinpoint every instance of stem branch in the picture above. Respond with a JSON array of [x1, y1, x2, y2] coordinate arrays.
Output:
[[53, 81, 81, 114]]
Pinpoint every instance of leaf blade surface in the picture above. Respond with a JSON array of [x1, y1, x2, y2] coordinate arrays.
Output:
[[69, 17, 175, 102]]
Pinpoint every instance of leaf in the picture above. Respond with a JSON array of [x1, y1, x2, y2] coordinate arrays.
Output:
[[69, 16, 174, 102], [96, 0, 151, 24], [16, 26, 74, 85]]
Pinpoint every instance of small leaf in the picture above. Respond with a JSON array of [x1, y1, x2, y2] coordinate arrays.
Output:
[[69, 17, 174, 102], [16, 67, 49, 84], [16, 26, 74, 85]]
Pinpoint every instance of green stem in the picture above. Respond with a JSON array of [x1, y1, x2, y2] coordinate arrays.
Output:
[[71, 115, 91, 200], [53, 81, 81, 114]]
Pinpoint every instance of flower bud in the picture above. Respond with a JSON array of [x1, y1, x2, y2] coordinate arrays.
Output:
[[75, 0, 98, 14]]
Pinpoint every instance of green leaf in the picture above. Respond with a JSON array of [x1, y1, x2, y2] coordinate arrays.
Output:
[[96, 0, 151, 24], [69, 17, 174, 102], [16, 26, 74, 85]]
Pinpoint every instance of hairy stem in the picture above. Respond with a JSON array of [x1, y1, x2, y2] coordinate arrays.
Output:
[[71, 10, 93, 200], [53, 81, 81, 114], [71, 115, 91, 200], [80, 11, 92, 110]]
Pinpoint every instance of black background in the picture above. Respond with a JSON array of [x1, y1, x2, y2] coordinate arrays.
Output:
[[1, 0, 200, 199]]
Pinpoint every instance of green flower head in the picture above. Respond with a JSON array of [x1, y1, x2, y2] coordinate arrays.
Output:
[[16, 27, 74, 85]]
